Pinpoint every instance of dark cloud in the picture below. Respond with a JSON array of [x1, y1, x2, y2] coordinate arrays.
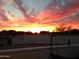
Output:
[[0, 0, 9, 23], [0, 0, 3, 6], [13, 0, 29, 18], [44, 0, 79, 23], [47, 0, 79, 9], [46, 0, 69, 10]]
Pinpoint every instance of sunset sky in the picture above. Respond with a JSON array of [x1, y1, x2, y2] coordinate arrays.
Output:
[[0, 0, 79, 32]]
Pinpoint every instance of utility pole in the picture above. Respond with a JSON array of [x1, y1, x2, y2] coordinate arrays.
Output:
[[49, 33, 53, 59]]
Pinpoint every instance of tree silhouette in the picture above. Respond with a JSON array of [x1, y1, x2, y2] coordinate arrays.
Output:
[[56, 24, 72, 32]]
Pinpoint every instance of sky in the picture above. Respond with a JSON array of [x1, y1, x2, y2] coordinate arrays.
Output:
[[0, 0, 79, 32]]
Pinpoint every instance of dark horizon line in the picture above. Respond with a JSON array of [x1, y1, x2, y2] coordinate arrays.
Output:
[[0, 29, 79, 35]]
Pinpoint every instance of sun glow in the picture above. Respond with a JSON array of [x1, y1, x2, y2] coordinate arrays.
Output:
[[29, 27, 44, 33], [0, 23, 56, 33], [27, 24, 56, 33]]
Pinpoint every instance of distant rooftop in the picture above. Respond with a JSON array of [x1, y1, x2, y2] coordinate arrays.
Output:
[[0, 29, 79, 36]]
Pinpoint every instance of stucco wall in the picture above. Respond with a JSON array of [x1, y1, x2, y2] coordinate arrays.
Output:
[[11, 34, 79, 45], [53, 35, 79, 45], [12, 34, 50, 45]]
